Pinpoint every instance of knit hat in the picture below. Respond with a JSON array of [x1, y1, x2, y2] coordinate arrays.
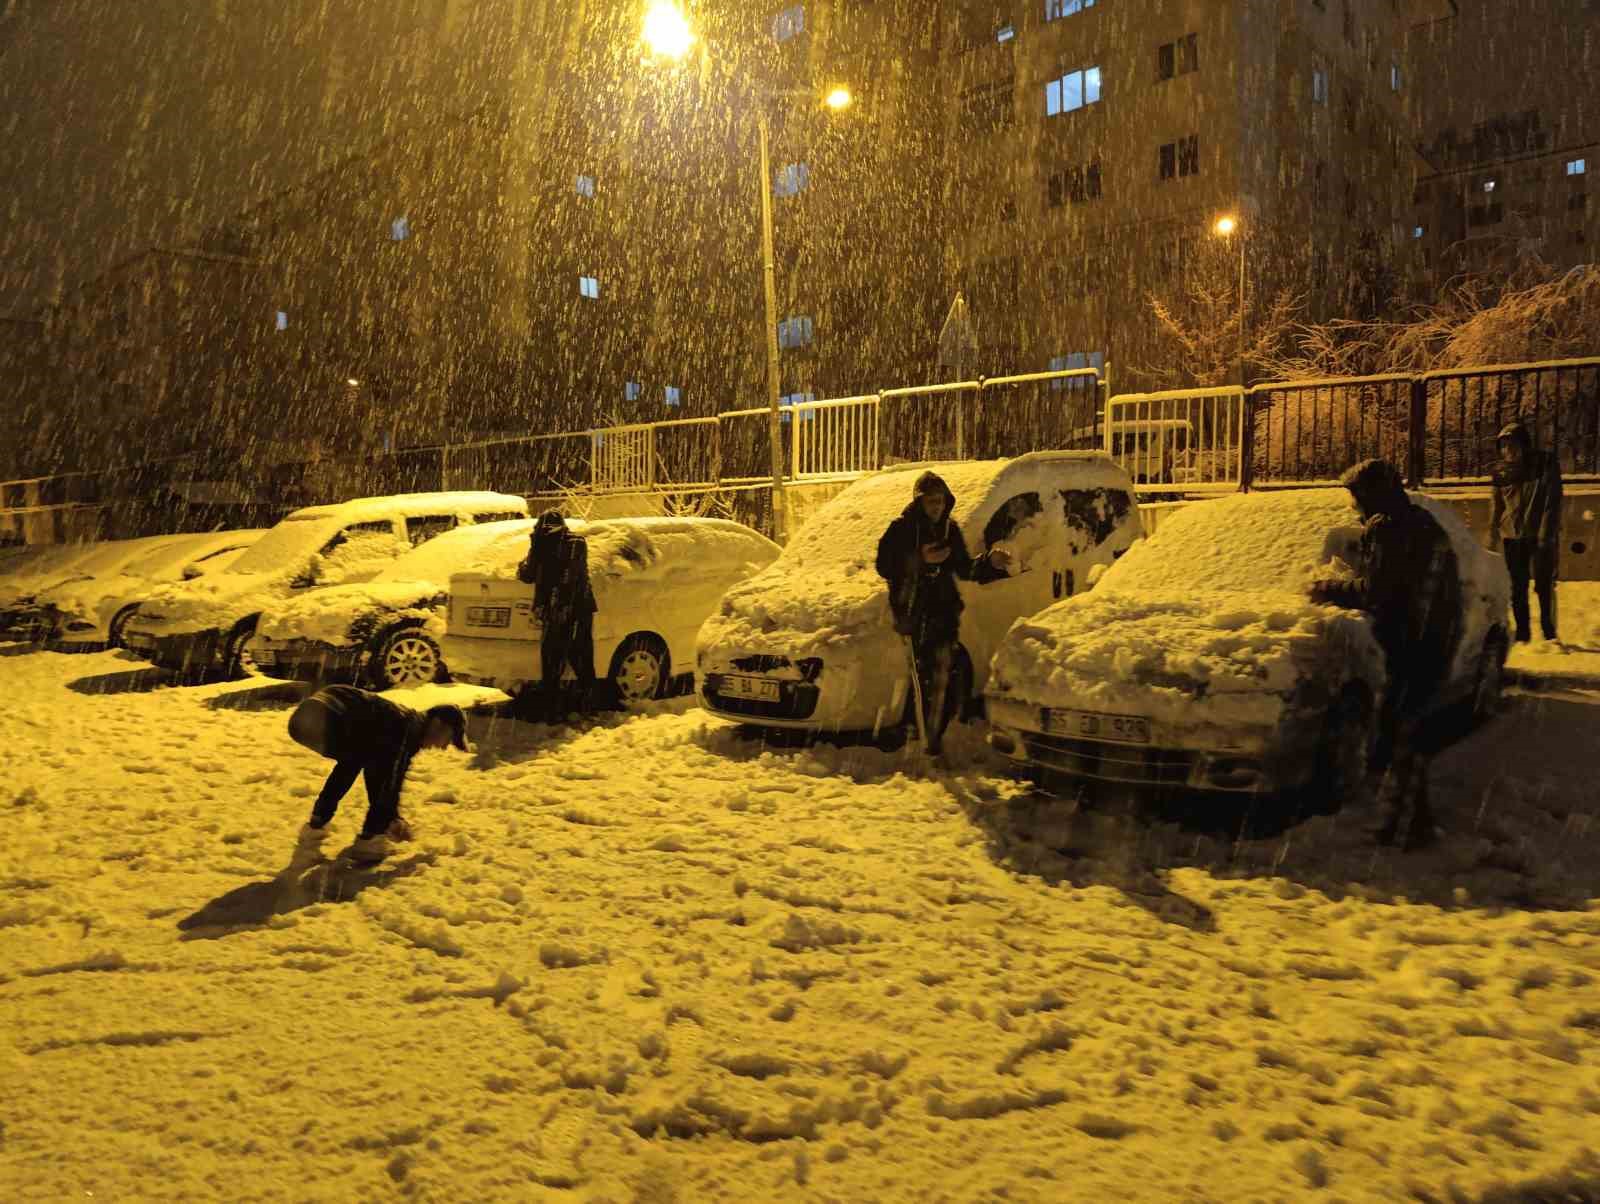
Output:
[[426, 704, 470, 752]]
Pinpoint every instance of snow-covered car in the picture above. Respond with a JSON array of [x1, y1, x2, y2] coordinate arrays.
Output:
[[984, 488, 1511, 799], [1, 536, 191, 642], [0, 541, 104, 621], [442, 517, 780, 706], [695, 452, 1144, 741], [250, 519, 536, 689], [35, 529, 266, 647], [123, 492, 529, 677]]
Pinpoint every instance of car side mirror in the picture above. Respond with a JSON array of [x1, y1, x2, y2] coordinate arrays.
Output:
[[182, 565, 203, 580]]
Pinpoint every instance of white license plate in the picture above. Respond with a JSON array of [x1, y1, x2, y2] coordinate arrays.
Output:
[[1046, 709, 1151, 744], [724, 674, 780, 702], [253, 649, 277, 666], [466, 606, 511, 628]]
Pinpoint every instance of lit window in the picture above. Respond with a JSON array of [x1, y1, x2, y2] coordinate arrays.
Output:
[[1389, 63, 1402, 92], [778, 315, 815, 349], [1047, 351, 1103, 391], [772, 5, 804, 42], [1413, 225, 1424, 239], [624, 381, 641, 401], [579, 275, 600, 299], [1483, 179, 1496, 193], [1312, 68, 1328, 104], [1160, 136, 1200, 180], [1568, 158, 1587, 176], [996, 24, 1015, 42], [576, 174, 596, 198], [774, 162, 810, 197], [391, 216, 410, 241], [274, 310, 289, 331], [1045, 66, 1100, 116], [664, 385, 682, 406], [1044, 0, 1094, 21]]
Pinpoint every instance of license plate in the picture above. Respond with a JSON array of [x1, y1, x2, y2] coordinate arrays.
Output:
[[1046, 708, 1151, 744], [466, 606, 511, 628], [253, 649, 277, 666], [723, 674, 780, 702]]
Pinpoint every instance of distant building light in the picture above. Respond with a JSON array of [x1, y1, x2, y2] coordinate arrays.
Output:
[[391, 216, 410, 240], [1568, 158, 1588, 176], [1413, 225, 1425, 239], [774, 162, 811, 197], [576, 174, 596, 198], [1483, 179, 1496, 193], [1389, 63, 1402, 92], [996, 23, 1015, 42], [346, 377, 361, 387], [274, 310, 288, 331], [772, 4, 805, 42], [579, 275, 600, 299], [624, 380, 641, 401], [664, 385, 682, 406]]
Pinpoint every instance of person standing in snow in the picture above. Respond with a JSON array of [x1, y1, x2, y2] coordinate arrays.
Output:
[[1311, 459, 1463, 850], [517, 510, 598, 716], [287, 685, 469, 864], [1488, 420, 1563, 643], [875, 471, 1012, 757]]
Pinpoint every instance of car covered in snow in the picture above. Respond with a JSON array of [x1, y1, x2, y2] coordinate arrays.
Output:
[[123, 492, 529, 677], [442, 517, 780, 706], [695, 452, 1144, 741], [249, 519, 535, 689], [1, 535, 194, 642], [1, 542, 100, 626], [984, 488, 1511, 799], [34, 529, 266, 647]]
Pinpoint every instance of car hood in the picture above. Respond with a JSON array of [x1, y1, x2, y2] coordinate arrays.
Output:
[[258, 579, 447, 645], [133, 571, 290, 634], [989, 587, 1386, 730], [37, 573, 144, 618], [697, 559, 890, 659]]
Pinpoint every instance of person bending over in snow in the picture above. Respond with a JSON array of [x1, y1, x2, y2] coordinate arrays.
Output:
[[875, 471, 1012, 758], [287, 684, 469, 864], [1310, 459, 1462, 851], [518, 509, 598, 718], [1488, 420, 1563, 643]]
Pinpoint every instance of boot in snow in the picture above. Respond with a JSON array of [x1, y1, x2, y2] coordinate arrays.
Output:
[[347, 833, 391, 864], [288, 823, 329, 867]]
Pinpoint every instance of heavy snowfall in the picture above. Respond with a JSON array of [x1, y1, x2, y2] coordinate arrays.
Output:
[[2, 588, 1599, 1201]]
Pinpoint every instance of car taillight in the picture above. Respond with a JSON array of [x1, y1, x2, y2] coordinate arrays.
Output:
[[796, 657, 823, 682]]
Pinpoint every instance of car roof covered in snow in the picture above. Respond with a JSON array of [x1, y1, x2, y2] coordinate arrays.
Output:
[[451, 515, 777, 582], [286, 491, 529, 522]]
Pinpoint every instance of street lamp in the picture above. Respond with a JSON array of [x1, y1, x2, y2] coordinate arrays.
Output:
[[641, 2, 694, 59], [1213, 214, 1246, 387]]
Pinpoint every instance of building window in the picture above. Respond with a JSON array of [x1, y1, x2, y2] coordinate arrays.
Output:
[[390, 216, 411, 241], [1045, 66, 1101, 116], [1389, 62, 1402, 92], [996, 23, 1015, 42], [1412, 225, 1424, 239], [1047, 351, 1103, 390], [1569, 193, 1589, 211], [779, 392, 817, 422], [579, 275, 600, 299], [1482, 178, 1496, 193], [1312, 68, 1328, 104], [1157, 34, 1199, 81], [624, 381, 641, 401], [778, 315, 815, 348], [1047, 161, 1102, 206], [576, 174, 596, 198], [772, 5, 804, 41], [274, 310, 289, 331], [774, 162, 810, 197], [664, 385, 682, 406], [1567, 158, 1587, 176], [1160, 135, 1199, 180], [1044, 0, 1095, 20], [961, 79, 1015, 132]]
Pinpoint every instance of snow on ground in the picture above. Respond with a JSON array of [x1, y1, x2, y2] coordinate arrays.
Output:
[[1506, 580, 1600, 687], [2, 646, 1599, 1201]]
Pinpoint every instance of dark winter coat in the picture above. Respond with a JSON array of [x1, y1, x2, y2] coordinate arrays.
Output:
[[874, 472, 1001, 645], [1489, 422, 1563, 547], [309, 684, 430, 816], [518, 526, 598, 622]]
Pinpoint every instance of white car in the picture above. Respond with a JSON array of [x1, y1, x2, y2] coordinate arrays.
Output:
[[0, 542, 101, 620], [442, 517, 780, 706], [985, 488, 1511, 799], [39, 529, 266, 647], [695, 452, 1144, 741], [1, 536, 192, 642], [124, 492, 529, 677], [251, 519, 535, 690]]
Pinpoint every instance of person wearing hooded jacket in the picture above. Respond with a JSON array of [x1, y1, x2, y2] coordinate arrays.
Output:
[[1488, 421, 1563, 643], [875, 471, 1012, 756], [518, 510, 598, 715], [1311, 459, 1463, 850]]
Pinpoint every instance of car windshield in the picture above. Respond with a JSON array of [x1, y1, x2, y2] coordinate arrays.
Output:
[[53, 538, 167, 580], [224, 514, 340, 575], [373, 520, 533, 584], [122, 537, 213, 579], [1103, 488, 1360, 596]]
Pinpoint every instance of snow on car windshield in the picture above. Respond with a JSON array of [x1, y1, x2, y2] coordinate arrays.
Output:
[[374, 520, 534, 584], [1101, 488, 1361, 597], [223, 514, 340, 575]]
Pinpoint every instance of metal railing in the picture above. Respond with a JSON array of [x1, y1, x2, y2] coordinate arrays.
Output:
[[790, 395, 878, 480], [1104, 386, 1246, 492]]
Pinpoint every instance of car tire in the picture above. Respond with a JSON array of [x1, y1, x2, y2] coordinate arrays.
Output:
[[223, 618, 259, 680], [369, 624, 447, 691], [1470, 631, 1508, 726], [1310, 685, 1374, 814], [609, 634, 669, 709], [107, 604, 140, 649]]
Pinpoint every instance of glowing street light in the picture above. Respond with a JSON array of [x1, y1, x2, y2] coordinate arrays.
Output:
[[824, 86, 853, 111], [642, 1, 694, 60], [346, 377, 361, 387], [1213, 215, 1237, 237]]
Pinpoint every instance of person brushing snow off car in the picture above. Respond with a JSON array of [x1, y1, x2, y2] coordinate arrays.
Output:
[[518, 510, 598, 718], [875, 471, 1012, 759], [1311, 459, 1462, 851], [287, 685, 469, 864], [1489, 420, 1563, 644]]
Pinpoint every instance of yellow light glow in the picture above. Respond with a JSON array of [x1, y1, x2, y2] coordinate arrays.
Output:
[[346, 377, 361, 387], [824, 87, 853, 111], [1214, 215, 1238, 236], [642, 2, 694, 59]]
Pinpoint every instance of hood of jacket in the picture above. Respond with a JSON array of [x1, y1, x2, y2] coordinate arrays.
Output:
[[900, 471, 959, 538]]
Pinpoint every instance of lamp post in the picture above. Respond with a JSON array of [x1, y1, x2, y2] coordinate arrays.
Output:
[[1213, 214, 1246, 387], [643, 3, 850, 542]]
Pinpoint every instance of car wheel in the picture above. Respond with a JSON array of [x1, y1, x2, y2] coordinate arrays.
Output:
[[370, 625, 445, 691], [1310, 685, 1374, 814], [223, 619, 259, 680], [107, 604, 140, 649], [610, 634, 669, 708], [1471, 631, 1508, 725]]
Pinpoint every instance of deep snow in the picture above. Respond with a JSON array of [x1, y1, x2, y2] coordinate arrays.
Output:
[[1, 645, 1599, 1202]]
